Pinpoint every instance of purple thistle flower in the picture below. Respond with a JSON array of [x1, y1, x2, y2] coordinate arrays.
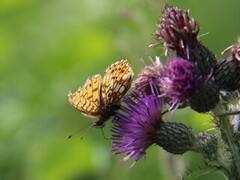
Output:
[[111, 91, 164, 165], [159, 57, 207, 111], [133, 57, 164, 95], [151, 5, 216, 75], [153, 5, 199, 51]]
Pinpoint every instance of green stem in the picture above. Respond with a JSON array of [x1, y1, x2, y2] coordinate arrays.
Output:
[[218, 114, 240, 178]]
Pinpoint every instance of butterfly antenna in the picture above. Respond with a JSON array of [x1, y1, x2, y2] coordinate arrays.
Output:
[[66, 122, 92, 139], [79, 124, 93, 140], [101, 128, 110, 140]]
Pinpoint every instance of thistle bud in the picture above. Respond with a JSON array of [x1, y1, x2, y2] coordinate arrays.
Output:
[[213, 39, 240, 91], [192, 132, 218, 161], [154, 122, 195, 154], [189, 81, 220, 113]]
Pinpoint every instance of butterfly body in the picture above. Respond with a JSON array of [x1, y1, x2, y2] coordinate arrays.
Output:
[[68, 59, 133, 128]]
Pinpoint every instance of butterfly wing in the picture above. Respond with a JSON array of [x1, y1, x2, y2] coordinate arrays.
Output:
[[101, 59, 134, 109], [68, 74, 101, 117]]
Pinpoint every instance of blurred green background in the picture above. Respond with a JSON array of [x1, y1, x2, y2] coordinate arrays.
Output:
[[0, 0, 239, 179]]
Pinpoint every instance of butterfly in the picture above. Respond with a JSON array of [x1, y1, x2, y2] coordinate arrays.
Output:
[[68, 59, 134, 128]]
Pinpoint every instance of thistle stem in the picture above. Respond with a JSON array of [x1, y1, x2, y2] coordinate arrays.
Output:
[[215, 109, 240, 178]]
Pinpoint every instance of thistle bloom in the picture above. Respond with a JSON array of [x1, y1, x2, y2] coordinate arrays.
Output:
[[111, 91, 164, 165], [133, 56, 164, 95], [153, 6, 199, 52], [159, 57, 207, 111], [152, 5, 216, 75], [111, 90, 197, 165], [151, 5, 219, 112]]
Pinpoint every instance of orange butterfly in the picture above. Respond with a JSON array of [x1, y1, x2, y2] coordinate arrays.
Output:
[[68, 59, 133, 128]]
